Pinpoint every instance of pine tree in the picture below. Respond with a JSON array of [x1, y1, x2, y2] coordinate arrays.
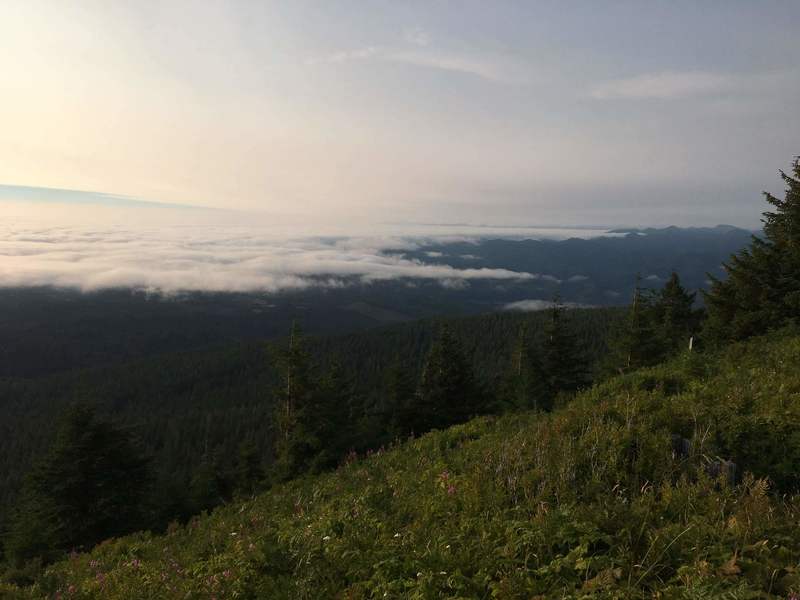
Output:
[[539, 299, 588, 409], [270, 323, 319, 481], [604, 278, 665, 375], [233, 440, 264, 497], [6, 403, 150, 565], [189, 450, 231, 513], [385, 354, 417, 438], [313, 358, 361, 469], [652, 271, 697, 352], [413, 324, 482, 431], [500, 322, 547, 411], [704, 157, 800, 342]]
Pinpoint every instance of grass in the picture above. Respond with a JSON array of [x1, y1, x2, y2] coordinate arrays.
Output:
[[5, 328, 800, 598]]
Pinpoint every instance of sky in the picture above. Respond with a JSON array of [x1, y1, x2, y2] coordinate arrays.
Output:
[[1, 1, 798, 229]]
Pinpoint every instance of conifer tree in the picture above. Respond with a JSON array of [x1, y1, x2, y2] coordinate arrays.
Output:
[[189, 450, 231, 512], [652, 271, 697, 352], [704, 157, 800, 342], [233, 440, 264, 496], [385, 354, 417, 438], [413, 324, 481, 431], [604, 278, 665, 375], [6, 403, 150, 565], [313, 358, 361, 469], [500, 322, 546, 411], [539, 299, 588, 408], [270, 322, 319, 481]]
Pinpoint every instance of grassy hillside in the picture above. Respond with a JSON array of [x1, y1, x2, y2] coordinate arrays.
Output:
[[7, 328, 800, 598]]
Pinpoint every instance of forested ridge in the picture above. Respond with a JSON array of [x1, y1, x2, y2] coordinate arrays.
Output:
[[1, 157, 799, 597], [0, 309, 622, 536]]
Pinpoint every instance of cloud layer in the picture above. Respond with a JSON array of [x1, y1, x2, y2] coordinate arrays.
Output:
[[503, 299, 591, 312], [0, 223, 548, 293]]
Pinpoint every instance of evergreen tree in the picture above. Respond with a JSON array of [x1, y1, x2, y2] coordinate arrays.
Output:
[[604, 278, 665, 375], [413, 324, 482, 431], [385, 354, 417, 438], [233, 440, 264, 497], [704, 157, 800, 342], [539, 299, 589, 409], [189, 450, 231, 513], [500, 322, 547, 411], [313, 358, 361, 469], [652, 271, 697, 352], [270, 323, 319, 481], [5, 403, 150, 565]]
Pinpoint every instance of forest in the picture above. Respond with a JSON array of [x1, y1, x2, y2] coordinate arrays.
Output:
[[0, 157, 798, 597]]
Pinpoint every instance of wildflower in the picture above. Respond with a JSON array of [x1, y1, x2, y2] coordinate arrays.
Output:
[[223, 569, 232, 579], [393, 532, 401, 538], [322, 535, 331, 541], [447, 484, 456, 495]]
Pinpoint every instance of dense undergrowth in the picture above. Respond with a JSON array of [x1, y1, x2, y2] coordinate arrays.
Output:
[[5, 328, 800, 598]]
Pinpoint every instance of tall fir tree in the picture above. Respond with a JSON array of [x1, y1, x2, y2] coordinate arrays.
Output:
[[604, 277, 665, 375], [412, 324, 482, 432], [233, 440, 264, 497], [313, 358, 362, 469], [5, 403, 150, 565], [189, 450, 231, 513], [704, 157, 800, 342], [270, 322, 319, 481], [652, 271, 697, 352], [384, 353, 417, 439], [538, 298, 589, 409], [500, 322, 546, 411]]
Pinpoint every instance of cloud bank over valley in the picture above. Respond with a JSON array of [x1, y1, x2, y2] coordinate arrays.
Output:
[[0, 221, 579, 294]]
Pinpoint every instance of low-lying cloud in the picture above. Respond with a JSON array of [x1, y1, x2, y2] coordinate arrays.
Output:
[[503, 299, 591, 312], [0, 224, 548, 294]]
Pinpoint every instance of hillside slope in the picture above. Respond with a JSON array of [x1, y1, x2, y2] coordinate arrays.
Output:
[[7, 329, 800, 598], [0, 308, 620, 512]]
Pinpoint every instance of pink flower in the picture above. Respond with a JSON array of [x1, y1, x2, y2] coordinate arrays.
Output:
[[447, 484, 456, 495]]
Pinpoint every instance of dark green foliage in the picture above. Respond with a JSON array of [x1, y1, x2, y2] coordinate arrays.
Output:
[[188, 451, 231, 514], [311, 358, 362, 469], [5, 404, 150, 565], [605, 272, 701, 376], [14, 330, 800, 599], [0, 307, 622, 555], [652, 271, 699, 352], [704, 157, 800, 343], [604, 280, 666, 375], [233, 441, 265, 497], [501, 301, 588, 411], [538, 299, 589, 408], [411, 325, 483, 432], [499, 323, 547, 411], [383, 355, 417, 439], [271, 324, 319, 481]]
